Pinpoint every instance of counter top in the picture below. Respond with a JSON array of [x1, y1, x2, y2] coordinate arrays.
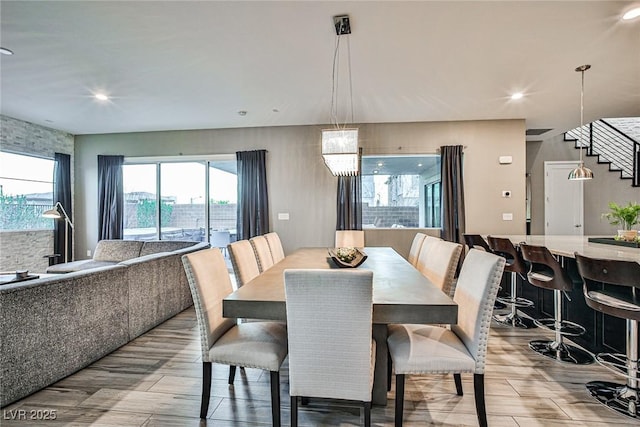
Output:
[[493, 235, 640, 262]]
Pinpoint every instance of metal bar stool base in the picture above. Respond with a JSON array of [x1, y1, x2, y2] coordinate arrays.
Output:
[[529, 340, 593, 364], [586, 381, 639, 419], [493, 312, 536, 329]]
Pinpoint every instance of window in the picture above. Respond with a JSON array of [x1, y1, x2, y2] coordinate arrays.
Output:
[[123, 156, 237, 243], [0, 152, 55, 230], [361, 155, 441, 228]]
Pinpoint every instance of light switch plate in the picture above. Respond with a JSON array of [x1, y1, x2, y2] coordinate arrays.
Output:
[[502, 213, 513, 221], [277, 213, 290, 220]]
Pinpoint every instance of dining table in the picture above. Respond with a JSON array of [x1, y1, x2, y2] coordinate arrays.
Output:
[[222, 246, 458, 405]]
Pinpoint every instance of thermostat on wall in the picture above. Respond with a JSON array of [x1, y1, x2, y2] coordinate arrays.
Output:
[[499, 156, 513, 164]]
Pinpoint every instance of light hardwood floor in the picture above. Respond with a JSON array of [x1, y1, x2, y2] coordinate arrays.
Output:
[[2, 307, 637, 426]]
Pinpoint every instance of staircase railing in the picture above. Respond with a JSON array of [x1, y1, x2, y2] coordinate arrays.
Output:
[[565, 119, 639, 187]]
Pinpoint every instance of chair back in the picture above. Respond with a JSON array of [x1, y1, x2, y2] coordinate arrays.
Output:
[[520, 243, 572, 291], [463, 234, 492, 252], [417, 239, 463, 298], [228, 240, 261, 287], [250, 235, 274, 272], [182, 248, 236, 361], [575, 253, 640, 321], [487, 236, 527, 274], [264, 232, 285, 263], [414, 235, 441, 273], [451, 249, 506, 373], [284, 269, 374, 402], [407, 232, 427, 267], [211, 230, 231, 251], [335, 230, 365, 248]]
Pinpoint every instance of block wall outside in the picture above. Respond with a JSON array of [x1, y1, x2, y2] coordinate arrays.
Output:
[[362, 205, 419, 228]]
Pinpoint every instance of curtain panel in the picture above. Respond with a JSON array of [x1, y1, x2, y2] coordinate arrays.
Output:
[[53, 153, 72, 264], [236, 150, 269, 240], [440, 145, 466, 243], [336, 175, 362, 230], [97, 155, 124, 240]]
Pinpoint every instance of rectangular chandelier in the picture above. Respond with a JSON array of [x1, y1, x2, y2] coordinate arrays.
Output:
[[321, 128, 359, 176]]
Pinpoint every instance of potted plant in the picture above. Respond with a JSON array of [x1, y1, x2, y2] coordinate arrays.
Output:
[[602, 201, 640, 241]]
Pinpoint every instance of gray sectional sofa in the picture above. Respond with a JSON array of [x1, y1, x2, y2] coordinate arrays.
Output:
[[0, 239, 209, 407]]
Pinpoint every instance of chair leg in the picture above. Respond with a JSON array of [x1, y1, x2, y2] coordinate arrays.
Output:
[[454, 373, 463, 396], [363, 401, 371, 427], [200, 362, 212, 419], [395, 374, 405, 427], [473, 374, 488, 427], [228, 365, 237, 385], [270, 371, 281, 427], [291, 396, 299, 427], [387, 350, 392, 391]]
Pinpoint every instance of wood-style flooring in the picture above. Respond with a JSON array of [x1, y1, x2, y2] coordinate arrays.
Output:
[[3, 307, 638, 426]]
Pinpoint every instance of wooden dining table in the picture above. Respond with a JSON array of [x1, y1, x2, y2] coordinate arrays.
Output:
[[223, 246, 458, 405]]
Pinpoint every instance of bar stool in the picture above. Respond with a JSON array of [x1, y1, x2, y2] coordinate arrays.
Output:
[[463, 234, 506, 310], [575, 253, 640, 419], [520, 244, 592, 364], [487, 236, 535, 328]]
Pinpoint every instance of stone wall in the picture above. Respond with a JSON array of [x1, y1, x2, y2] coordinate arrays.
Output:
[[0, 230, 54, 273], [0, 115, 74, 271]]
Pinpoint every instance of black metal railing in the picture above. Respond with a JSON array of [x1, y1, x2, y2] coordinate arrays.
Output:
[[565, 119, 639, 187]]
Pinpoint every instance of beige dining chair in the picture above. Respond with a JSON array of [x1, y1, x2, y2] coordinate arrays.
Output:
[[387, 249, 506, 427], [285, 269, 375, 427], [416, 239, 463, 298], [249, 235, 274, 272], [228, 240, 260, 287], [181, 248, 288, 424], [335, 230, 365, 247], [407, 232, 427, 267], [264, 231, 285, 263], [414, 235, 441, 273]]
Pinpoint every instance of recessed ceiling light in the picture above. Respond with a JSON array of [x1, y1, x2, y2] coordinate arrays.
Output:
[[95, 93, 109, 101], [623, 7, 640, 20], [511, 92, 524, 100], [417, 163, 423, 167], [373, 170, 378, 174], [0, 47, 14, 55], [238, 110, 247, 116], [377, 162, 383, 167]]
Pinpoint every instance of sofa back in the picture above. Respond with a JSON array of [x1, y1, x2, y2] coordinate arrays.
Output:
[[93, 240, 144, 262], [139, 240, 197, 257]]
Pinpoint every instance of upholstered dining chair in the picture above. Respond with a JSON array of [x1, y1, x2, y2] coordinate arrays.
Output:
[[264, 231, 285, 263], [414, 235, 441, 275], [181, 248, 288, 424], [249, 235, 274, 272], [284, 269, 375, 427], [335, 230, 365, 248], [228, 240, 261, 288], [407, 232, 427, 267], [415, 239, 463, 298], [387, 249, 506, 427]]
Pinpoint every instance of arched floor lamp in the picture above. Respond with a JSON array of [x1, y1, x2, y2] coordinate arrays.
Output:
[[43, 202, 74, 263]]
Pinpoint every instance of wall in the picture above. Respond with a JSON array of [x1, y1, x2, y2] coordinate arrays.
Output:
[[526, 133, 639, 236], [0, 115, 74, 272], [75, 119, 526, 257]]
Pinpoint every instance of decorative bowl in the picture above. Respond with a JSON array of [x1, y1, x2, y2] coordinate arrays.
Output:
[[328, 247, 368, 268]]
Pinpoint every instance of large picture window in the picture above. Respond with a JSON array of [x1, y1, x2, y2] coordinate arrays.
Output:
[[123, 156, 237, 243], [361, 155, 441, 228], [0, 151, 55, 230]]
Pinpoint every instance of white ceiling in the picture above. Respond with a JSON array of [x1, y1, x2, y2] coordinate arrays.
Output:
[[1, 1, 639, 139]]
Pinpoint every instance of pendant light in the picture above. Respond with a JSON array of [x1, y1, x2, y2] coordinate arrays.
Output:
[[568, 64, 594, 181]]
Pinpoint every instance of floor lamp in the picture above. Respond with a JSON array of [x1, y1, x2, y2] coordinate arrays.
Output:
[[43, 202, 74, 263]]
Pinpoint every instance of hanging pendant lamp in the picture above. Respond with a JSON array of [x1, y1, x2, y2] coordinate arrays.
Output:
[[568, 64, 594, 181]]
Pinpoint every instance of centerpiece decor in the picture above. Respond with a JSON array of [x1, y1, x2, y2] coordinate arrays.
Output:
[[328, 247, 368, 268], [602, 201, 640, 242]]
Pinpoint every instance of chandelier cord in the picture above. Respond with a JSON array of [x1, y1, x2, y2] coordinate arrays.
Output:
[[579, 68, 585, 164], [330, 32, 354, 129]]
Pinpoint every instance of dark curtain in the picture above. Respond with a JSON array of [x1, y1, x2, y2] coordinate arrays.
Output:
[[53, 153, 72, 263], [440, 145, 466, 243], [236, 150, 269, 240], [336, 175, 362, 230], [98, 155, 124, 240], [336, 149, 363, 230]]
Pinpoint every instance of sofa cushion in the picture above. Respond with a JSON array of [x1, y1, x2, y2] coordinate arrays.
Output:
[[46, 260, 117, 274], [139, 240, 196, 257], [93, 240, 144, 262]]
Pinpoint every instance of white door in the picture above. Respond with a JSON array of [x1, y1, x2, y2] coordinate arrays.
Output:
[[544, 161, 584, 236]]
